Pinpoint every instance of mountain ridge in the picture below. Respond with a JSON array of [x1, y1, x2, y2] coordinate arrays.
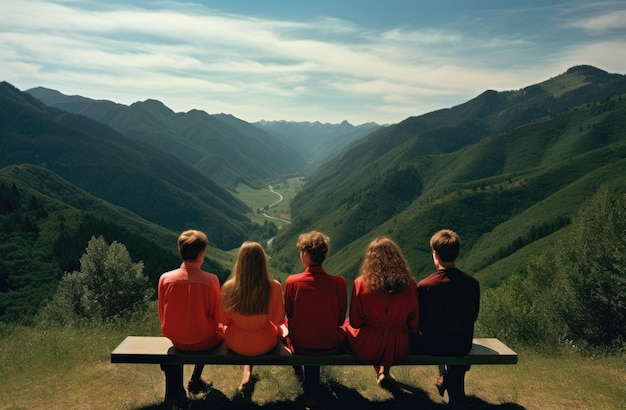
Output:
[[25, 87, 308, 189], [3, 64, 626, 324], [268, 65, 626, 286]]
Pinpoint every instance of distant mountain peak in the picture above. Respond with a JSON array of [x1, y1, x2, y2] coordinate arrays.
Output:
[[566, 64, 609, 76]]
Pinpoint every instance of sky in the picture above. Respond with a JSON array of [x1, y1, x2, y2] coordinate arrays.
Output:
[[1, 0, 625, 125]]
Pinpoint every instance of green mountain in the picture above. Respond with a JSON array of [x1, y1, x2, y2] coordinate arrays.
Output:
[[25, 88, 306, 189], [254, 120, 381, 164], [269, 65, 626, 288], [3, 64, 626, 324], [0, 81, 253, 250]]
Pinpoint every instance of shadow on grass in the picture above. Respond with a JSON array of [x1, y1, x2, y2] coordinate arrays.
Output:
[[135, 379, 526, 410]]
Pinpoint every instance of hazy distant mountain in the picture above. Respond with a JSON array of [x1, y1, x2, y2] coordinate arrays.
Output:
[[254, 119, 381, 164], [269, 65, 626, 288], [25, 88, 306, 189], [1, 81, 252, 249]]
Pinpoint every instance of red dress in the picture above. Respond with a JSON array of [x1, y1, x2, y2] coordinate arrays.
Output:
[[344, 276, 419, 366], [219, 279, 285, 356], [284, 265, 347, 355], [158, 261, 224, 351]]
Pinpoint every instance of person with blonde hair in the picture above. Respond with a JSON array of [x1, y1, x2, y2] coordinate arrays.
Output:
[[220, 241, 285, 392], [344, 237, 419, 387]]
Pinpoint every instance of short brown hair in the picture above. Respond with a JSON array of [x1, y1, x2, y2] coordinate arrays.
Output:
[[296, 231, 330, 264], [177, 230, 208, 261], [430, 229, 460, 262]]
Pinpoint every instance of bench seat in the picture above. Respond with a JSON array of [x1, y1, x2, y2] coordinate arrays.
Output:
[[111, 336, 517, 366]]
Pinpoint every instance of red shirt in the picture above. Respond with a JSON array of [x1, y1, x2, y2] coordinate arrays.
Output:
[[284, 265, 347, 355], [344, 276, 419, 366], [158, 261, 224, 351], [219, 279, 285, 356]]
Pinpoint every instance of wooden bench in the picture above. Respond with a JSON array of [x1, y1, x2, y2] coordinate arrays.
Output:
[[111, 336, 517, 404]]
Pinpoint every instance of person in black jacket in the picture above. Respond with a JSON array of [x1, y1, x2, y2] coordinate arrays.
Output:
[[411, 229, 480, 408]]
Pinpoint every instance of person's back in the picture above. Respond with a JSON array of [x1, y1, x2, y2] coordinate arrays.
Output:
[[343, 237, 419, 387], [157, 230, 223, 399], [159, 263, 223, 350], [416, 267, 479, 356], [285, 265, 346, 355], [411, 229, 480, 408], [284, 231, 346, 403], [219, 241, 285, 392]]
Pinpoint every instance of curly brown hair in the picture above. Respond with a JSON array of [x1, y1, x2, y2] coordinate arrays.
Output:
[[361, 237, 411, 294], [296, 231, 330, 264]]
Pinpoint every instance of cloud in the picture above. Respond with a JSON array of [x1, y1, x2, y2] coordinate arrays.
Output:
[[1, 0, 625, 124], [569, 9, 626, 32]]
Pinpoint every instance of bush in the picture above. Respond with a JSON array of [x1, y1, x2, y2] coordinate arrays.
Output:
[[477, 185, 626, 351], [37, 236, 154, 326]]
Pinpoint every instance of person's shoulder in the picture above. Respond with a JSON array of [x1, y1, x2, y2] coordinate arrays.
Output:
[[417, 271, 441, 287], [285, 271, 306, 284], [198, 269, 218, 279], [159, 268, 180, 282], [455, 268, 478, 283], [333, 273, 347, 285]]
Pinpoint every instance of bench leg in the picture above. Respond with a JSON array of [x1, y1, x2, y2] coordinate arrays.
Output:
[[445, 367, 468, 409], [160, 364, 187, 405]]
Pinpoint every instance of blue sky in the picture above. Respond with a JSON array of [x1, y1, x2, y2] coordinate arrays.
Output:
[[1, 1, 625, 124]]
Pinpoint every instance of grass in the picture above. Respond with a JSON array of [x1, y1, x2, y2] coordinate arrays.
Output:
[[1, 316, 625, 410], [233, 177, 305, 228]]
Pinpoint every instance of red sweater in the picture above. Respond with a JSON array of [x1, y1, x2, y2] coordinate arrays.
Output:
[[284, 265, 347, 355]]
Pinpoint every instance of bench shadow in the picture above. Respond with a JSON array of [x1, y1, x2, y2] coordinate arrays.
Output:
[[134, 379, 526, 410]]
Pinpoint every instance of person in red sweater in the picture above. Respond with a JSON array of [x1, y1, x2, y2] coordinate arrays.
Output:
[[158, 230, 224, 400], [343, 237, 419, 387], [220, 241, 285, 393], [284, 231, 347, 399], [410, 229, 480, 408]]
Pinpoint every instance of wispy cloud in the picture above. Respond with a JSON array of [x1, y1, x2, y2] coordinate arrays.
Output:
[[1, 0, 625, 124]]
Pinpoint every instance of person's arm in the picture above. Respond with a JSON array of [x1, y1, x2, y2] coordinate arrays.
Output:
[[407, 280, 420, 333], [337, 277, 348, 325], [270, 280, 286, 326], [157, 276, 165, 324], [210, 275, 221, 325], [348, 281, 365, 328], [284, 279, 294, 320], [218, 284, 232, 325]]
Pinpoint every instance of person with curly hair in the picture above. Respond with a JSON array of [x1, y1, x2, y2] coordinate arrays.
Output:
[[343, 237, 419, 387], [284, 231, 347, 400]]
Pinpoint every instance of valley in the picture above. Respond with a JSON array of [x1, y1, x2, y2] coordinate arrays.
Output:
[[233, 177, 305, 230]]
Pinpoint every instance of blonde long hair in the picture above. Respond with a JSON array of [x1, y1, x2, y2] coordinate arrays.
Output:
[[361, 237, 412, 294], [222, 241, 271, 315]]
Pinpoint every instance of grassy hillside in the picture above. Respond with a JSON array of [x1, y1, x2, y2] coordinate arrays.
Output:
[[0, 81, 254, 250], [269, 66, 626, 288], [1, 319, 624, 409], [0, 165, 237, 323]]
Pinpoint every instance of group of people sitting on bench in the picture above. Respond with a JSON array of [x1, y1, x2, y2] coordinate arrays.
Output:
[[157, 228, 480, 407]]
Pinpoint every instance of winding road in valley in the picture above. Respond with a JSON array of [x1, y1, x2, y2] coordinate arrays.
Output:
[[261, 185, 291, 224]]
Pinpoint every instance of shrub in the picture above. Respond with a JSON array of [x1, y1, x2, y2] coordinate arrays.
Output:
[[477, 185, 626, 351], [37, 236, 154, 326]]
